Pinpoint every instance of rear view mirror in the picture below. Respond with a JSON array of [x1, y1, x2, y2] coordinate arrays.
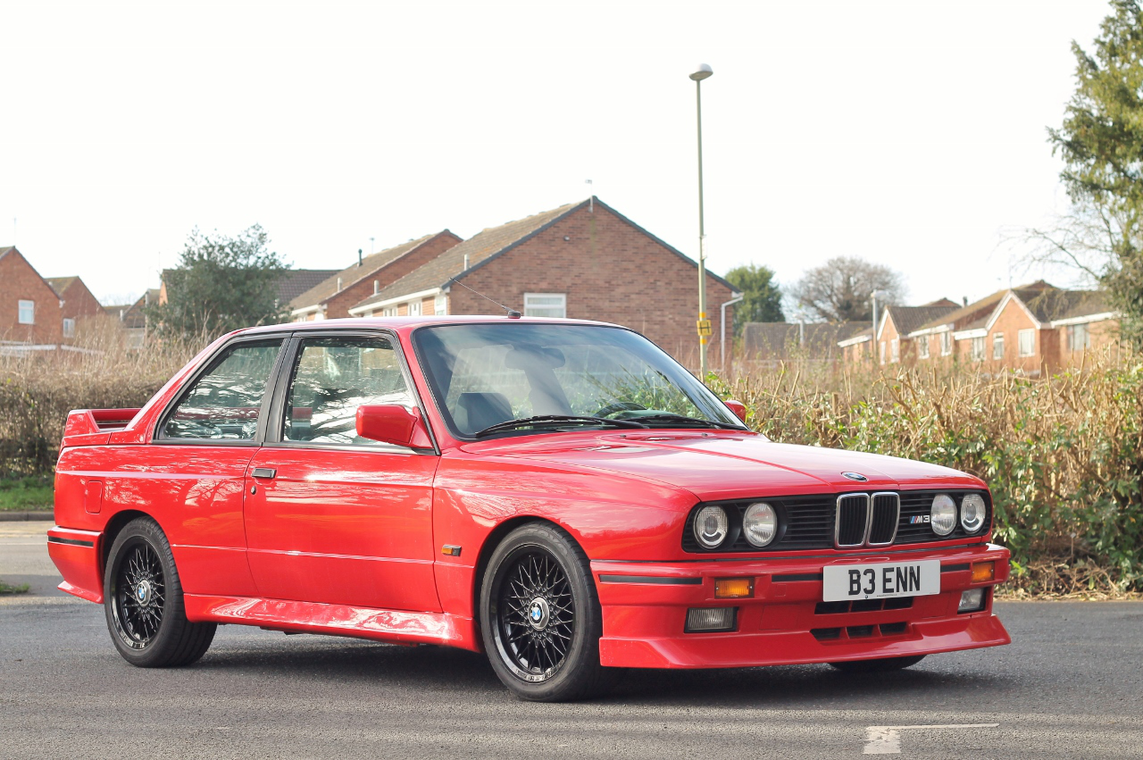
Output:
[[356, 405, 433, 449], [724, 400, 748, 422]]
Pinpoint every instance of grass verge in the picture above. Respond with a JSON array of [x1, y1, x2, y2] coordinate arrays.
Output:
[[0, 579, 30, 594], [0, 476, 53, 512]]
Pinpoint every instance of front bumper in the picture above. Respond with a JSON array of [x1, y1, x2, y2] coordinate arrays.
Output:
[[592, 542, 1010, 669]]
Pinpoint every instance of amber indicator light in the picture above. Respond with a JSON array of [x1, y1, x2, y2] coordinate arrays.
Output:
[[714, 577, 754, 599], [971, 561, 995, 583]]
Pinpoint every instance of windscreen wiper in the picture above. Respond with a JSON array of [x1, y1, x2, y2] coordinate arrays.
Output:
[[474, 415, 649, 438], [632, 414, 746, 430]]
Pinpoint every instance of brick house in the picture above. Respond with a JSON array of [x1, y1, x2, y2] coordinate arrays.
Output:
[[906, 282, 1118, 376], [346, 197, 740, 363], [45, 276, 105, 342], [873, 301, 960, 366], [0, 246, 64, 347], [289, 231, 461, 321]]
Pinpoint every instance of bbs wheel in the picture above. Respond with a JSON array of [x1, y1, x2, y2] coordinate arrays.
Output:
[[479, 523, 611, 702], [829, 655, 926, 673], [103, 517, 216, 667]]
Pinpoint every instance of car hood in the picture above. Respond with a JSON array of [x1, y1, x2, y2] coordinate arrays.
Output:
[[464, 431, 983, 502]]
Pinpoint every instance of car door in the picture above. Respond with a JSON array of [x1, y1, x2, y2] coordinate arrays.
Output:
[[147, 336, 287, 597], [242, 332, 441, 612]]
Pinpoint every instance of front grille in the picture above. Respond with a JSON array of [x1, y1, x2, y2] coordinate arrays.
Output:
[[815, 597, 913, 615], [683, 490, 991, 553], [811, 622, 909, 642]]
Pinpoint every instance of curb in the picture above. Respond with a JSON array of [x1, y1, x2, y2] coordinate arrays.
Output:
[[0, 511, 53, 522]]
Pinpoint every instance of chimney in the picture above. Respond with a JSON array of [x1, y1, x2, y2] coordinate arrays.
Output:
[[337, 277, 343, 291], [373, 280, 379, 295], [463, 253, 469, 271], [358, 249, 363, 267], [963, 296, 968, 307]]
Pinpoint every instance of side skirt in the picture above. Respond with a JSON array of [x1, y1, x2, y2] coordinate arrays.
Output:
[[184, 594, 480, 652]]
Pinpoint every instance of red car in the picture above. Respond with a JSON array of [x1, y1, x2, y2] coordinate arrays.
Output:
[[49, 316, 1009, 701]]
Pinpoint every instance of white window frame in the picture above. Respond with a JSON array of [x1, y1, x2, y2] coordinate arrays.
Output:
[[407, 300, 422, 316], [970, 336, 985, 361], [18, 300, 34, 325], [434, 295, 447, 316], [890, 338, 900, 363], [524, 292, 567, 319], [940, 332, 952, 356], [382, 307, 397, 318], [1018, 328, 1035, 357], [63, 318, 76, 338], [992, 333, 1004, 360], [879, 341, 886, 365], [1067, 323, 1089, 352], [917, 337, 930, 360]]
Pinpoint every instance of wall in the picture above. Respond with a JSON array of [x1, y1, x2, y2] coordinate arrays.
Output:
[[445, 204, 735, 366], [0, 250, 63, 344]]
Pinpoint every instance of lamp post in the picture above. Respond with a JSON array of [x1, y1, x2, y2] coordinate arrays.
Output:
[[690, 63, 713, 378], [871, 289, 886, 365]]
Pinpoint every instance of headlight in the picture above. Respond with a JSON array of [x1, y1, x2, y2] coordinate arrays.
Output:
[[931, 494, 957, 536], [961, 494, 986, 533], [693, 505, 729, 549], [742, 502, 778, 547]]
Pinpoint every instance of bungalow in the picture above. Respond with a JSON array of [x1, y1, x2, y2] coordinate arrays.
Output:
[[347, 197, 740, 364]]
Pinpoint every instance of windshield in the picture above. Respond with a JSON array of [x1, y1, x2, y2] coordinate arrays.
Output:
[[413, 323, 745, 438]]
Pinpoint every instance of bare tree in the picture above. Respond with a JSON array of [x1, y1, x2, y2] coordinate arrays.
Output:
[[789, 256, 906, 322]]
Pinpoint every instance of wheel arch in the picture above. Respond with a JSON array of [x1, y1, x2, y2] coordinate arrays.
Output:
[[101, 509, 158, 570]]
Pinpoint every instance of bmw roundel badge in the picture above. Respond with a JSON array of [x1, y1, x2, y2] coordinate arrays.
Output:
[[842, 472, 868, 482]]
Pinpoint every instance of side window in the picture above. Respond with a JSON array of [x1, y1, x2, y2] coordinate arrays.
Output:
[[283, 336, 414, 446], [159, 340, 284, 440]]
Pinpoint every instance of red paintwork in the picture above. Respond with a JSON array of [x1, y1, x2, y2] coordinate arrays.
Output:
[[49, 316, 1011, 670]]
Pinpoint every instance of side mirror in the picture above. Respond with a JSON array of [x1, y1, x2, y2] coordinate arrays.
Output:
[[724, 400, 748, 422], [355, 405, 433, 449]]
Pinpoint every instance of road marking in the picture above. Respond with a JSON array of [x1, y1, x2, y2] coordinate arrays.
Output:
[[864, 723, 999, 754]]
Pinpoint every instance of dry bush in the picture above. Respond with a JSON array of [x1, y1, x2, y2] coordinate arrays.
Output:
[[711, 348, 1143, 596]]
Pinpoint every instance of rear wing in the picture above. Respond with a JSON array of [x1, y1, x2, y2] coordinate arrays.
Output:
[[61, 408, 143, 448]]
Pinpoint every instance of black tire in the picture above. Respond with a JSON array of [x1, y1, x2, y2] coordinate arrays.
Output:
[[828, 655, 926, 673], [103, 517, 216, 667], [479, 523, 612, 702]]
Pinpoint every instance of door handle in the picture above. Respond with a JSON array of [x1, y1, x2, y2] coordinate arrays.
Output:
[[252, 468, 277, 479]]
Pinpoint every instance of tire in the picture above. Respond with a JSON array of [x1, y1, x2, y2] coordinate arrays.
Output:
[[103, 517, 216, 667], [828, 655, 926, 673], [479, 523, 612, 702]]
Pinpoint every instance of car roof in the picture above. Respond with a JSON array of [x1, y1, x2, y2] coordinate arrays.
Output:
[[233, 314, 619, 338]]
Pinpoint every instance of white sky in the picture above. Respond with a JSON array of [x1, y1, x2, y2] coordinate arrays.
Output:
[[0, 1, 1113, 311]]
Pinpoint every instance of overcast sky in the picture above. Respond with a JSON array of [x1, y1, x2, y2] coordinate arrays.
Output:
[[0, 1, 1113, 311]]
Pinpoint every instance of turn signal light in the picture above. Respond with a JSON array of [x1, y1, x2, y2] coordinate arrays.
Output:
[[971, 561, 995, 583], [714, 577, 754, 599]]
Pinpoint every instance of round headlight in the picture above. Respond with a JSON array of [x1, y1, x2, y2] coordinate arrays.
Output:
[[693, 505, 729, 549], [743, 502, 778, 547], [931, 494, 957, 536], [961, 494, 986, 533]]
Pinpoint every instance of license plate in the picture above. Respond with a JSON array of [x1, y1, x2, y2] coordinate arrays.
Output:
[[822, 560, 940, 602]]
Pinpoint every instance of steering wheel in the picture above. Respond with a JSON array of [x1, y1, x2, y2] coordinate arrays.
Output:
[[594, 401, 647, 418]]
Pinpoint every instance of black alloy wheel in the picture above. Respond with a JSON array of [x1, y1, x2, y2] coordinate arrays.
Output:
[[103, 517, 216, 667], [480, 523, 612, 702]]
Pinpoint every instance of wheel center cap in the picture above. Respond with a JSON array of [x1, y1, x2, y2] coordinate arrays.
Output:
[[527, 597, 550, 630], [136, 580, 151, 604]]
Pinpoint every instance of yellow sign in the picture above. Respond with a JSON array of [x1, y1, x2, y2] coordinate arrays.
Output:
[[697, 318, 712, 337]]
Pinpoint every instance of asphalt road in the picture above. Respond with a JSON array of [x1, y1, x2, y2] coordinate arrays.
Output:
[[2, 521, 1140, 759]]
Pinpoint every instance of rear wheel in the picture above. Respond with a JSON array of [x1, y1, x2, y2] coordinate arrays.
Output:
[[103, 517, 216, 667], [479, 523, 611, 701], [828, 655, 926, 673]]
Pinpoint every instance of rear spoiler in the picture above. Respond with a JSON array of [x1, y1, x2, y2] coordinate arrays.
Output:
[[61, 408, 142, 447]]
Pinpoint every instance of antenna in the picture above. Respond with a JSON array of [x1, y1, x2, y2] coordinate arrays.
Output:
[[446, 277, 521, 318]]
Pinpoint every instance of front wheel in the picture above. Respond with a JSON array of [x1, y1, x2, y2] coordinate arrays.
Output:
[[828, 655, 926, 673], [479, 523, 611, 701], [103, 517, 216, 667]]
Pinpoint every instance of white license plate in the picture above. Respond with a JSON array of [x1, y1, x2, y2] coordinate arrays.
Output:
[[822, 560, 940, 602]]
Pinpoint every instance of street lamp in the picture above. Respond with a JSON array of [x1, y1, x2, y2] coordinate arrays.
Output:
[[690, 63, 713, 378]]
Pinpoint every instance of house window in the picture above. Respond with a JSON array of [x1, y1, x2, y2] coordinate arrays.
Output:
[[970, 336, 985, 361], [18, 300, 34, 325], [890, 338, 900, 363], [524, 293, 566, 319], [1067, 324, 1090, 351], [408, 301, 422, 316], [940, 332, 952, 356], [1018, 329, 1035, 357], [918, 338, 930, 360], [382, 307, 397, 317], [63, 318, 76, 338], [435, 295, 447, 316], [993, 333, 1004, 360], [879, 341, 886, 364]]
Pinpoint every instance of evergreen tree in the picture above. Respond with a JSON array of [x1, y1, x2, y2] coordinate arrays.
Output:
[[724, 263, 784, 333]]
